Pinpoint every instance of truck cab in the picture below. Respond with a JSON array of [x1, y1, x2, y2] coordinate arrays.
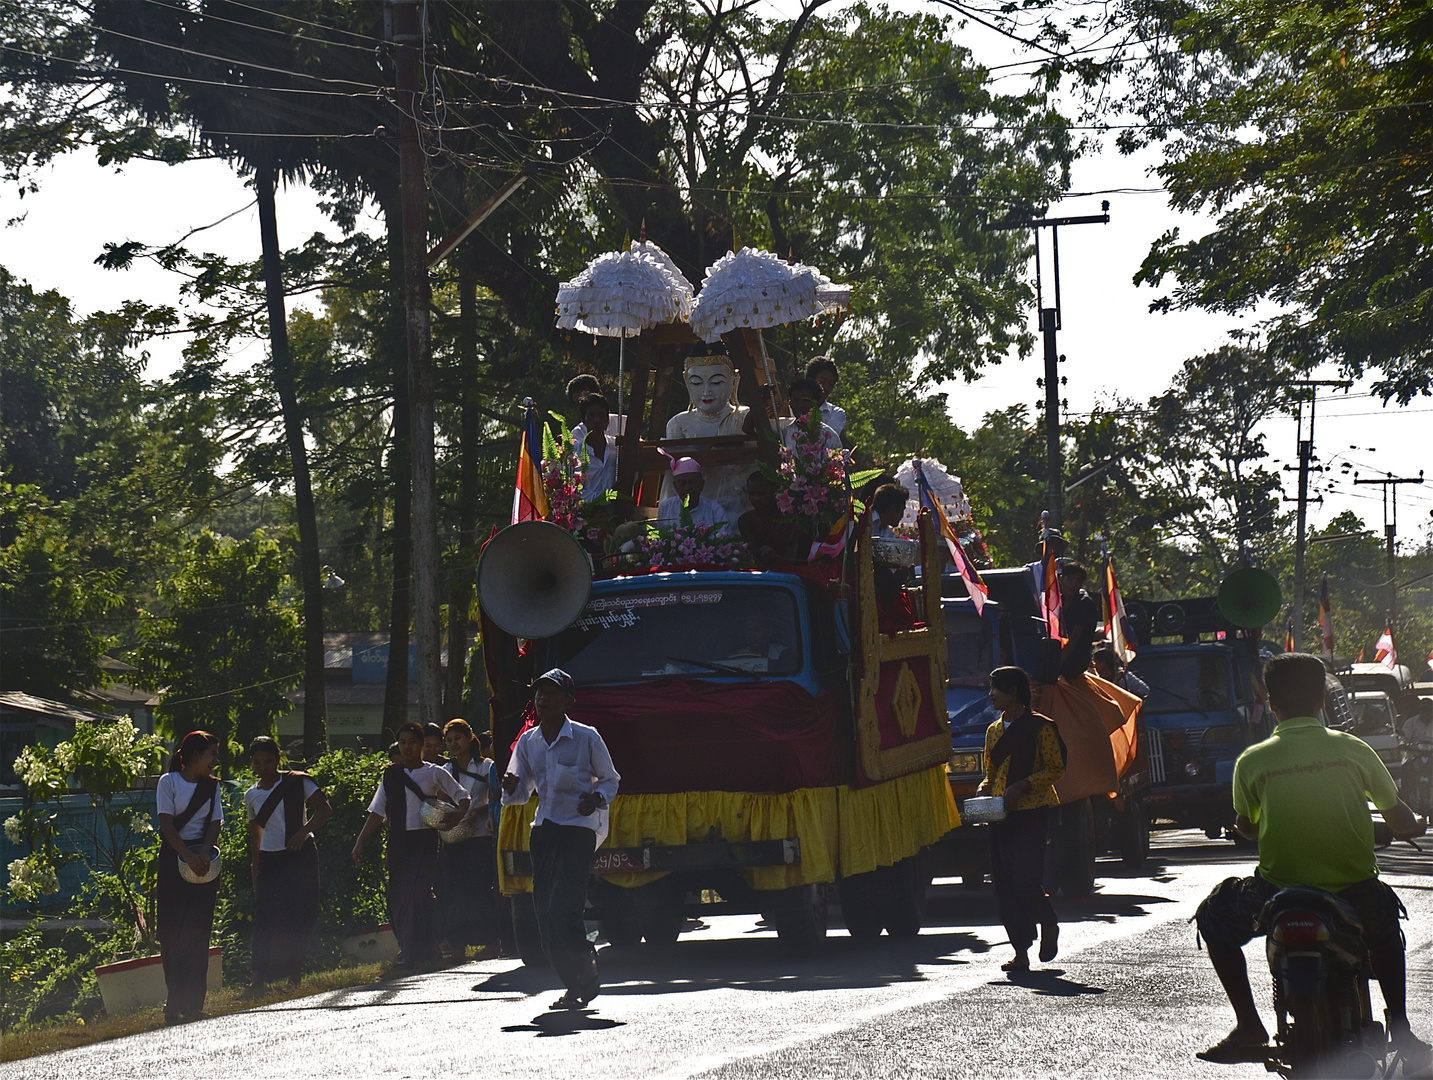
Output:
[[1128, 641, 1265, 835]]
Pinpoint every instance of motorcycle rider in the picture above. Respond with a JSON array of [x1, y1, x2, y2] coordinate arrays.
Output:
[[1194, 652, 1428, 1066]]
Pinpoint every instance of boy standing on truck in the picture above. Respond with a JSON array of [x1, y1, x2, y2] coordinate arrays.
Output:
[[502, 669, 621, 1010]]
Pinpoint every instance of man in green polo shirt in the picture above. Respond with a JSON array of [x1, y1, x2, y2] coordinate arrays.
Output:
[[1194, 653, 1426, 1066]]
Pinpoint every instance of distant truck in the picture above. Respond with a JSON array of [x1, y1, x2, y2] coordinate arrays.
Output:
[[1123, 597, 1355, 838], [938, 567, 1148, 896]]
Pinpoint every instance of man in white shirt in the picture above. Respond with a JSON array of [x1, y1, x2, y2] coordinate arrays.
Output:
[[806, 357, 846, 436], [656, 457, 730, 532], [502, 668, 620, 1010], [576, 393, 619, 503], [568, 373, 626, 446], [353, 721, 470, 970], [1402, 698, 1433, 747], [244, 736, 332, 992], [775, 378, 842, 453]]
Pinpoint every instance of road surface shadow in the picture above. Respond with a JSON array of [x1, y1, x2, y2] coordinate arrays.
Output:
[[924, 883, 1173, 927], [997, 967, 1107, 997], [501, 1010, 626, 1037]]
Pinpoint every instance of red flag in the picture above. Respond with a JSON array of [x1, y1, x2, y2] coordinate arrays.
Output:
[[1374, 622, 1397, 671], [1356, 647, 1366, 664], [1284, 619, 1295, 653], [914, 460, 986, 613], [1318, 577, 1334, 657], [1104, 555, 1135, 664]]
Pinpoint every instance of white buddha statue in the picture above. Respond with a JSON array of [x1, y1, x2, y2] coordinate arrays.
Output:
[[662, 355, 752, 524]]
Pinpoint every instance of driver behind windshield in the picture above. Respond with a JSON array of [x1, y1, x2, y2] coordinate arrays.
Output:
[[1193, 653, 1428, 1067], [727, 615, 789, 668]]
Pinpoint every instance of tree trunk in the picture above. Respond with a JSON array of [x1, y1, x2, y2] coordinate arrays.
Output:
[[444, 258, 481, 720], [256, 166, 326, 761], [382, 206, 412, 736]]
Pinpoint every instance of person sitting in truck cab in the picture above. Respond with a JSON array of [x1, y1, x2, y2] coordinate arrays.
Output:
[[1092, 646, 1149, 699], [656, 457, 729, 533], [1403, 697, 1433, 746], [738, 471, 804, 563], [1193, 652, 1428, 1066], [727, 614, 791, 671]]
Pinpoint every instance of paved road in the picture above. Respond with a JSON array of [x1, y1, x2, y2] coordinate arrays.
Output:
[[11, 831, 1432, 1079]]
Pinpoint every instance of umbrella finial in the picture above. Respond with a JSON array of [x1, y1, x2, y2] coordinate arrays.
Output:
[[731, 226, 740, 254], [640, 218, 647, 243], [622, 228, 631, 249]]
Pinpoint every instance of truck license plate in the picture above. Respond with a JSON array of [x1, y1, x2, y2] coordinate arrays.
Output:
[[590, 849, 647, 875]]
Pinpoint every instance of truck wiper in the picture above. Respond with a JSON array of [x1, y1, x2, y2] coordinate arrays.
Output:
[[665, 655, 760, 678]]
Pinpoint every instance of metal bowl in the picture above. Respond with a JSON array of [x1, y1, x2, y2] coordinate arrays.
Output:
[[961, 795, 1007, 824], [872, 535, 920, 567], [177, 845, 221, 885], [418, 797, 456, 830], [438, 814, 477, 844]]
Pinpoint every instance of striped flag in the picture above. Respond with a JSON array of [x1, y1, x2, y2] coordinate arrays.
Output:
[[1104, 555, 1135, 664], [1041, 534, 1064, 643], [1356, 647, 1366, 664], [1374, 621, 1397, 671], [809, 457, 853, 561], [511, 401, 550, 524], [914, 459, 986, 613], [1284, 619, 1295, 653], [1319, 577, 1334, 657]]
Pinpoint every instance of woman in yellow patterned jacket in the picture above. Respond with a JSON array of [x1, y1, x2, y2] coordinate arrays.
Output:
[[977, 666, 1067, 972]]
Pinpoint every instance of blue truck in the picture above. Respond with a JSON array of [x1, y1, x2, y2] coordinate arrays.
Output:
[[935, 567, 1149, 896]]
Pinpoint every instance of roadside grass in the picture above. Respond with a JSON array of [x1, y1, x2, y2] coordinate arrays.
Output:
[[0, 961, 392, 1062]]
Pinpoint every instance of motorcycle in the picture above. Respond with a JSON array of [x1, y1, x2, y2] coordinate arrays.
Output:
[[1262, 886, 1394, 1079], [1402, 740, 1433, 818]]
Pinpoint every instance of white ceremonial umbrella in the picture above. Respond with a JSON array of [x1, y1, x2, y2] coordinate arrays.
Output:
[[688, 246, 851, 344], [894, 457, 972, 528], [555, 240, 695, 416]]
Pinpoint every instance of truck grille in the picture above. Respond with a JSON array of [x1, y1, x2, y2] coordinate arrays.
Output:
[[1147, 729, 1166, 784]]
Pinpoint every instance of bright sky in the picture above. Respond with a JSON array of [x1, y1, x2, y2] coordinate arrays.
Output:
[[2, 1, 1430, 549]]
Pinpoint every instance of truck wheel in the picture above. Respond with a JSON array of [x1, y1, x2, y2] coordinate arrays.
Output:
[[882, 852, 930, 938], [511, 891, 549, 968], [598, 886, 644, 948], [774, 883, 829, 956], [836, 872, 885, 939], [1119, 796, 1150, 868], [598, 880, 681, 947]]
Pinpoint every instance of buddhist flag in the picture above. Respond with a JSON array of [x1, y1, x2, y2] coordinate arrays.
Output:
[[511, 402, 550, 524], [1041, 535, 1064, 643], [1284, 619, 1295, 653], [1356, 647, 1366, 664], [1426, 647, 1433, 676], [1318, 577, 1334, 657], [914, 460, 986, 613], [1105, 555, 1135, 664], [1374, 621, 1397, 671]]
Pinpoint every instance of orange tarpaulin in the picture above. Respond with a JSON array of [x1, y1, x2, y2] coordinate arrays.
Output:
[[1032, 673, 1143, 804]]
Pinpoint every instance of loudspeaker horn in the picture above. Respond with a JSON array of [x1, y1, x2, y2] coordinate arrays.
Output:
[[1216, 567, 1283, 629], [1155, 603, 1187, 635], [476, 521, 593, 639]]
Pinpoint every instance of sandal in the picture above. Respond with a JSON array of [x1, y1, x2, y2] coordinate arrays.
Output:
[[1196, 1034, 1269, 1063], [550, 992, 585, 1010], [1000, 956, 1031, 972]]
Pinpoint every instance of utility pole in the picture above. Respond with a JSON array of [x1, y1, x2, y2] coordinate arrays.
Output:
[[1352, 470, 1426, 638], [389, 0, 440, 728], [984, 203, 1110, 530], [1282, 379, 1349, 650]]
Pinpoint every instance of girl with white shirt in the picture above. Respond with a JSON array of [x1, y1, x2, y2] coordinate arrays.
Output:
[[155, 730, 223, 1024], [244, 736, 332, 991], [352, 721, 470, 969], [438, 720, 500, 955]]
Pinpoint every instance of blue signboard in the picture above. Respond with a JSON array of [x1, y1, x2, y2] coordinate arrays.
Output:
[[352, 642, 418, 684]]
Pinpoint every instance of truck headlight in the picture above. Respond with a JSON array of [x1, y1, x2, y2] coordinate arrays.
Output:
[[949, 752, 983, 776], [1184, 761, 1201, 778]]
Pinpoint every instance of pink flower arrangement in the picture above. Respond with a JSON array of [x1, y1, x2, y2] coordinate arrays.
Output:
[[772, 411, 847, 537], [636, 518, 751, 570], [541, 450, 587, 534]]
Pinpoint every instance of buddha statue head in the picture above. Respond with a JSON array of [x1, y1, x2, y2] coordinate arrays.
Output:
[[683, 354, 739, 419]]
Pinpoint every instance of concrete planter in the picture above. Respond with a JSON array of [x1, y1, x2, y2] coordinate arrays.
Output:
[[339, 923, 400, 964], [94, 947, 221, 1014]]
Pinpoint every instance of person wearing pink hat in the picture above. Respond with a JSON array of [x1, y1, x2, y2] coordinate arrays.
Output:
[[656, 456, 730, 532]]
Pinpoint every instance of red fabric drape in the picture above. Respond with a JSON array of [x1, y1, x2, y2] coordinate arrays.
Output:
[[564, 678, 846, 794]]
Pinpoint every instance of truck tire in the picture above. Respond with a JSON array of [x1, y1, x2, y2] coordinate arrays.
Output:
[[882, 851, 930, 938], [598, 880, 681, 948], [1118, 796, 1150, 868], [836, 873, 885, 940], [774, 883, 829, 955], [511, 892, 549, 968]]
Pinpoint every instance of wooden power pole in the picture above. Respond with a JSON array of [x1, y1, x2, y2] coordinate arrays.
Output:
[[389, 0, 440, 728]]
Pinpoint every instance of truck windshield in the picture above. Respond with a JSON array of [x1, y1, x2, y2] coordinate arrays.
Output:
[[946, 610, 992, 686], [547, 585, 803, 684], [1134, 652, 1233, 715]]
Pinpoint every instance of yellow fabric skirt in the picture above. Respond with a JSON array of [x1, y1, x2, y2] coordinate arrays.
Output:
[[497, 764, 959, 895]]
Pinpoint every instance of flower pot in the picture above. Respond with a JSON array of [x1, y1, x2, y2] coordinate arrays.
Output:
[[94, 947, 221, 1015], [339, 923, 400, 964]]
